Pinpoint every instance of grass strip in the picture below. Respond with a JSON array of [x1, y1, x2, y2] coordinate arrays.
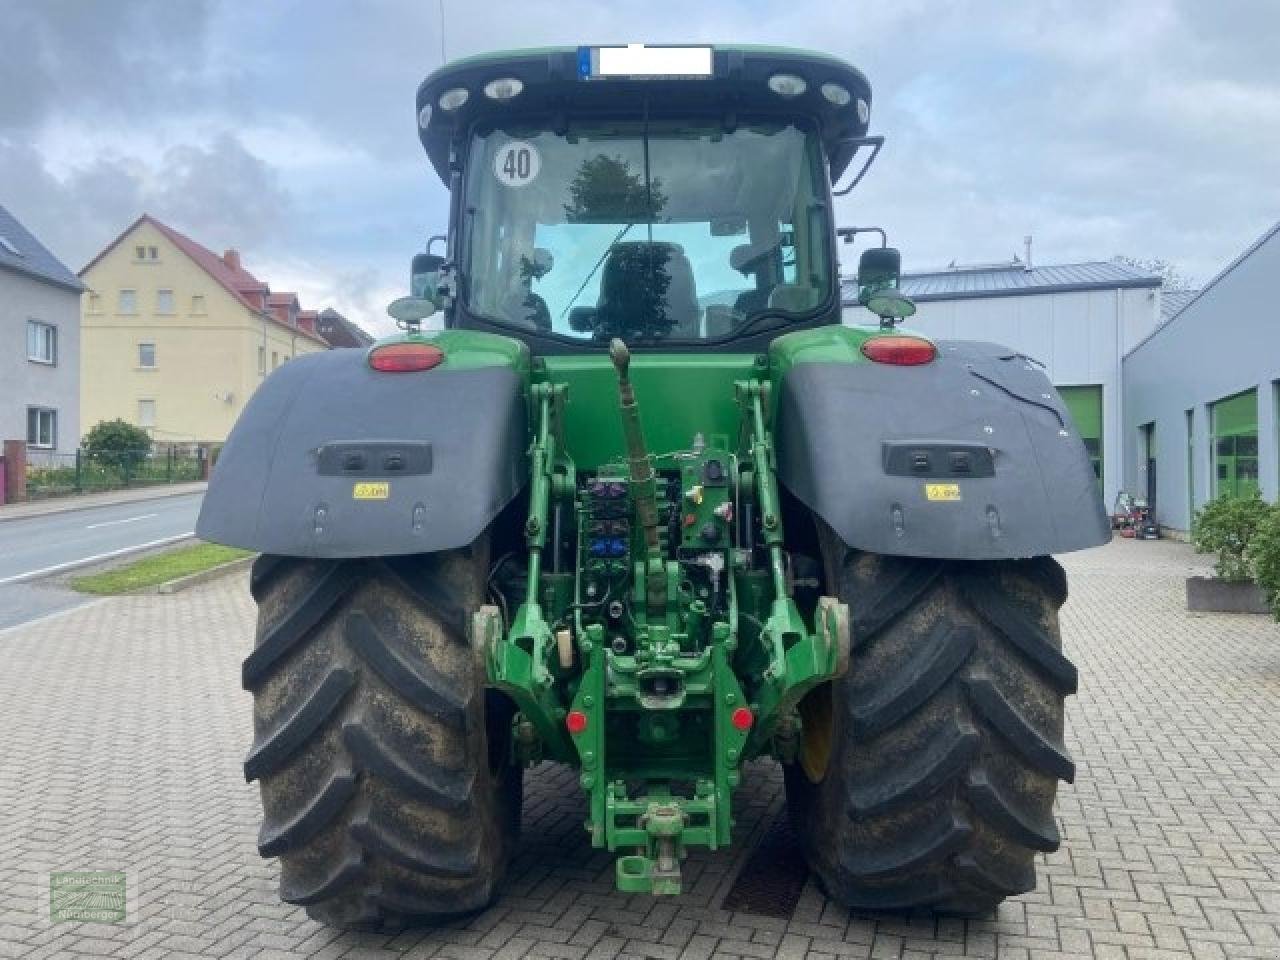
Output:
[[70, 543, 252, 595]]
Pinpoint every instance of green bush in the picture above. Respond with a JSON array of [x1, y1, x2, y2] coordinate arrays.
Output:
[[1252, 506, 1280, 621], [1190, 490, 1273, 581], [83, 419, 152, 471]]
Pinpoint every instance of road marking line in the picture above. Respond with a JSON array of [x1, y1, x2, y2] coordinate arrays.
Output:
[[0, 532, 196, 586], [84, 513, 159, 529]]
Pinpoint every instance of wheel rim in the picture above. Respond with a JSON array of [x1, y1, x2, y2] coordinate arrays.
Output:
[[798, 683, 834, 783]]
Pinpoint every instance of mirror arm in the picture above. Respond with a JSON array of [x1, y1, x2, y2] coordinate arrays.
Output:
[[831, 135, 885, 197], [836, 226, 887, 248]]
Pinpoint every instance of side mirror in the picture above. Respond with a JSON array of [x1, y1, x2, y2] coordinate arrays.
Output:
[[411, 253, 446, 302], [857, 246, 901, 290], [857, 247, 916, 324]]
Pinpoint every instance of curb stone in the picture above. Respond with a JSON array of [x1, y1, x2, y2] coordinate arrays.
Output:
[[156, 555, 255, 594]]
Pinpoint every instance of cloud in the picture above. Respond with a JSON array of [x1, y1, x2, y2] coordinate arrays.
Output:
[[0, 133, 291, 269], [2, 0, 1278, 307], [0, 0, 218, 131]]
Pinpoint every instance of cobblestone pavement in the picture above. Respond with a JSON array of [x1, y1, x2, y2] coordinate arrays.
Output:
[[1, 538, 1277, 959]]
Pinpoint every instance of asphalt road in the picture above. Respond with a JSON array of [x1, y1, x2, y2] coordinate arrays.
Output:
[[0, 492, 203, 630]]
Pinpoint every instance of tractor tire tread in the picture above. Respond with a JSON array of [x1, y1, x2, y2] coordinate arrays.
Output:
[[247, 550, 518, 930], [346, 610, 470, 728], [787, 541, 1074, 916], [257, 760, 358, 857], [849, 622, 974, 739], [244, 666, 355, 781], [965, 674, 1076, 782]]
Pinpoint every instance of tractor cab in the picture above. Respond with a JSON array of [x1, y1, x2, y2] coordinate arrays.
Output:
[[403, 44, 894, 349]]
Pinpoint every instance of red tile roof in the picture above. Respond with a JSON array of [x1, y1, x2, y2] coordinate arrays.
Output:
[[80, 214, 329, 346]]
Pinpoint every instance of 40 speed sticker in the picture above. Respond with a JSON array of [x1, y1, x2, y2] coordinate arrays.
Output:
[[493, 141, 541, 187]]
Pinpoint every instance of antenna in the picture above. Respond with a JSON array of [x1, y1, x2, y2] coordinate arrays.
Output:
[[438, 0, 447, 64]]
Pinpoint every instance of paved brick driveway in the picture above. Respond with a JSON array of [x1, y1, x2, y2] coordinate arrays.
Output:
[[1, 538, 1277, 959]]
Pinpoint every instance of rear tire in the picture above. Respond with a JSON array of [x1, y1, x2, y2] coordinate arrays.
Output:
[[785, 530, 1075, 914], [243, 542, 520, 930]]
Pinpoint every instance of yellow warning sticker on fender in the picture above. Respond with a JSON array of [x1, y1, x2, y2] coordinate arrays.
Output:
[[353, 482, 390, 500], [924, 483, 962, 502]]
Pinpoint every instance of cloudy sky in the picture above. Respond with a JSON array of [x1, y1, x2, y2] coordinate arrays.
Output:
[[2, 0, 1277, 335]]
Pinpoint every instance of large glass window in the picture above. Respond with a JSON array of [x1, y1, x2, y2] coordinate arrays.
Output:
[[1211, 389, 1259, 498], [462, 120, 832, 342]]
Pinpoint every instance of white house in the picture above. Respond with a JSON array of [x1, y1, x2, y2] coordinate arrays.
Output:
[[0, 203, 85, 455]]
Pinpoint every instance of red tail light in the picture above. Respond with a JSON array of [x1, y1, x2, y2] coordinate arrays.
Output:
[[861, 335, 936, 366], [368, 341, 445, 372]]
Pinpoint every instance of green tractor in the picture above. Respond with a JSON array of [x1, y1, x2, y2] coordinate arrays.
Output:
[[198, 44, 1108, 928]]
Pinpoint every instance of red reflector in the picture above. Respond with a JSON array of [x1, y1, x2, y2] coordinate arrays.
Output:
[[861, 335, 936, 366], [368, 341, 445, 372], [730, 707, 754, 731], [566, 710, 588, 735]]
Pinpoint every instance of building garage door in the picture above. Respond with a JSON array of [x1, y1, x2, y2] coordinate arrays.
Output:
[[1210, 389, 1259, 499], [1057, 385, 1103, 486]]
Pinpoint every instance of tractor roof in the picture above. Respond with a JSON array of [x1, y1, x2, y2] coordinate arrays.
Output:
[[415, 44, 872, 184]]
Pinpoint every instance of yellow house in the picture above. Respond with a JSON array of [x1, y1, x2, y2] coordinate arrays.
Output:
[[79, 215, 330, 444]]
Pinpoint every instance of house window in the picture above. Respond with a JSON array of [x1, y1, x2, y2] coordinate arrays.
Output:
[[118, 289, 137, 313], [87, 293, 102, 313], [135, 245, 158, 261], [27, 408, 57, 448], [148, 245, 158, 260], [257, 346, 266, 375], [272, 351, 279, 369], [26, 320, 57, 364], [156, 289, 174, 314], [137, 399, 156, 428], [135, 245, 145, 260], [138, 342, 156, 368], [191, 294, 205, 314]]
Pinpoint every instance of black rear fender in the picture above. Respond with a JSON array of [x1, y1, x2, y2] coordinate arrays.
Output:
[[196, 349, 528, 558], [774, 340, 1110, 560]]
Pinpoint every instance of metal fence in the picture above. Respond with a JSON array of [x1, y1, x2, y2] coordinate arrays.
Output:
[[25, 446, 208, 500]]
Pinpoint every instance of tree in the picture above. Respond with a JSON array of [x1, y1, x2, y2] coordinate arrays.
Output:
[[1111, 255, 1196, 292], [563, 154, 667, 223], [83, 419, 152, 472]]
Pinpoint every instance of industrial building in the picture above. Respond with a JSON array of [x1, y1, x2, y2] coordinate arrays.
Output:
[[1123, 222, 1280, 532]]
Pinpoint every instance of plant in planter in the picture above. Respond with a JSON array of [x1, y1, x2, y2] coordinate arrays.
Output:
[[1251, 506, 1280, 621], [1188, 491, 1274, 613]]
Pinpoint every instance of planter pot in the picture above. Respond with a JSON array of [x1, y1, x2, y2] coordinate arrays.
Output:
[[1185, 576, 1270, 614]]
